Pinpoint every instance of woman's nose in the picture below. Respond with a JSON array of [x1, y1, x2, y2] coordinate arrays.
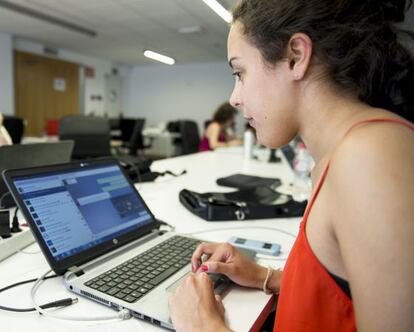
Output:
[[229, 86, 241, 108]]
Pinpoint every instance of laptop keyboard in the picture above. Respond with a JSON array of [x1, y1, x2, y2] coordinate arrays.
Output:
[[84, 235, 201, 303]]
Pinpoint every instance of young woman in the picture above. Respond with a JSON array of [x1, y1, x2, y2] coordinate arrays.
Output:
[[170, 0, 414, 331], [199, 102, 242, 151]]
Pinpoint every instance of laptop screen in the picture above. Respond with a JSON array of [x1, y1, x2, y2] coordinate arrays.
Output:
[[11, 163, 152, 261]]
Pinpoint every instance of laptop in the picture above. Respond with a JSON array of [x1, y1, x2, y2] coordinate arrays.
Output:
[[2, 158, 227, 329], [0, 141, 74, 208]]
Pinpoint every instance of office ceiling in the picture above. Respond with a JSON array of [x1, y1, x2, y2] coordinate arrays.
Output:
[[0, 0, 412, 66], [0, 0, 236, 66]]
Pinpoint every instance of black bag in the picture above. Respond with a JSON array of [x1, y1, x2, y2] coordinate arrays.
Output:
[[179, 186, 307, 221]]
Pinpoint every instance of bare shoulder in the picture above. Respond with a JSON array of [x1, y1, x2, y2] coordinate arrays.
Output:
[[329, 119, 414, 193], [327, 119, 414, 229], [325, 119, 414, 331], [206, 122, 221, 134]]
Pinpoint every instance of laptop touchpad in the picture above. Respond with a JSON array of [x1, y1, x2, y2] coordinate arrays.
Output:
[[166, 272, 190, 293], [166, 272, 232, 296]]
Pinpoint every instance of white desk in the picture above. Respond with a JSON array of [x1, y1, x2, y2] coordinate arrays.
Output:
[[0, 148, 301, 332], [21, 136, 59, 144]]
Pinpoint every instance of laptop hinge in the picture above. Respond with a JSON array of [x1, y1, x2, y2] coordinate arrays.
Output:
[[68, 266, 85, 277]]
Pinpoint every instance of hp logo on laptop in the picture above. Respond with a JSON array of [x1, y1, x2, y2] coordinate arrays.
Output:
[[113, 238, 118, 245]]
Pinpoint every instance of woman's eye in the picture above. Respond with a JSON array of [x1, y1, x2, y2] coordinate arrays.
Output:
[[232, 72, 242, 81]]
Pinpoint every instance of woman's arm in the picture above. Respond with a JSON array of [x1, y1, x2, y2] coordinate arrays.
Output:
[[0, 113, 13, 146], [206, 122, 241, 149], [328, 123, 414, 332], [191, 242, 283, 291], [169, 242, 283, 331], [0, 126, 13, 146], [206, 122, 229, 149]]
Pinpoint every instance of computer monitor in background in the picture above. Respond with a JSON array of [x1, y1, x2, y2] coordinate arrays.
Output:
[[0, 141, 74, 208], [59, 115, 111, 160]]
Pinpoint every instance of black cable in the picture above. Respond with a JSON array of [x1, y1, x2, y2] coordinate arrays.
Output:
[[0, 191, 11, 209], [0, 298, 78, 313], [151, 169, 187, 178], [0, 274, 78, 312], [10, 206, 22, 233], [131, 162, 142, 183], [156, 219, 175, 232], [160, 170, 187, 177]]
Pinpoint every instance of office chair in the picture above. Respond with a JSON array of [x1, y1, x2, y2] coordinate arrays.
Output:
[[126, 119, 152, 155], [119, 118, 137, 143], [59, 115, 111, 159], [3, 115, 25, 144], [169, 120, 200, 155]]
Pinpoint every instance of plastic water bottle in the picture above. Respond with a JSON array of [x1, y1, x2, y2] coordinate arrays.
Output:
[[243, 129, 254, 159], [293, 143, 313, 201]]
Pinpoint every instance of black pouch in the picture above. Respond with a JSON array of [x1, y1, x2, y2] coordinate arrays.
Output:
[[179, 186, 307, 221], [216, 174, 281, 190]]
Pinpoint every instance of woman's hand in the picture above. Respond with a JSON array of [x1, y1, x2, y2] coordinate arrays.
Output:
[[191, 242, 273, 290], [227, 138, 243, 147], [169, 272, 229, 332]]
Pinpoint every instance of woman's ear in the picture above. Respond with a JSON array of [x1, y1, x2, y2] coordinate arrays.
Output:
[[286, 33, 313, 80]]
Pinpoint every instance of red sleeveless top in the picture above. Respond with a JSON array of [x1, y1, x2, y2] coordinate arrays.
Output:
[[274, 118, 414, 332]]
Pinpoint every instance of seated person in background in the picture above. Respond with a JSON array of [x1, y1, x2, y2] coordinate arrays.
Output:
[[199, 102, 242, 151], [0, 113, 13, 146]]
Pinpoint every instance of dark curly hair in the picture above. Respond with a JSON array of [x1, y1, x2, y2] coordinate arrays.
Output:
[[212, 102, 238, 124], [232, 0, 414, 123]]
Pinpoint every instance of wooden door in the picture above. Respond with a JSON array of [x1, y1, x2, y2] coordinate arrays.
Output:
[[15, 51, 79, 136]]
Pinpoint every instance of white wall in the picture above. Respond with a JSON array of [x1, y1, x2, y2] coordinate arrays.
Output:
[[14, 38, 131, 117], [0, 32, 14, 115], [123, 61, 244, 136], [5, 36, 243, 136]]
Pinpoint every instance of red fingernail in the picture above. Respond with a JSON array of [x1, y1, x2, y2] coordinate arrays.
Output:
[[200, 264, 208, 272], [191, 264, 196, 272]]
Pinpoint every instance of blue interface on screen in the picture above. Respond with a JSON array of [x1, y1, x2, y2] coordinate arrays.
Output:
[[13, 164, 152, 261]]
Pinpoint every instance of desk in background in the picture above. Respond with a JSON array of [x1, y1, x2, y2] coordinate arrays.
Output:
[[21, 135, 59, 144], [142, 127, 180, 158], [0, 148, 301, 332]]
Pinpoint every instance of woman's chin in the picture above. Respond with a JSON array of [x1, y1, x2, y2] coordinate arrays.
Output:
[[258, 134, 290, 149], [256, 136, 275, 148]]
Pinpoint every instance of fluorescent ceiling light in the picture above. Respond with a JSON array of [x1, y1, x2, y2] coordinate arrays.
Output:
[[202, 0, 232, 23], [178, 25, 203, 34], [143, 50, 175, 65]]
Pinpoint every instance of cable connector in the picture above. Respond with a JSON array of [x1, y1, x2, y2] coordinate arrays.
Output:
[[31, 269, 133, 321], [118, 309, 131, 320], [10, 207, 22, 233], [40, 298, 78, 310], [156, 219, 175, 232]]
